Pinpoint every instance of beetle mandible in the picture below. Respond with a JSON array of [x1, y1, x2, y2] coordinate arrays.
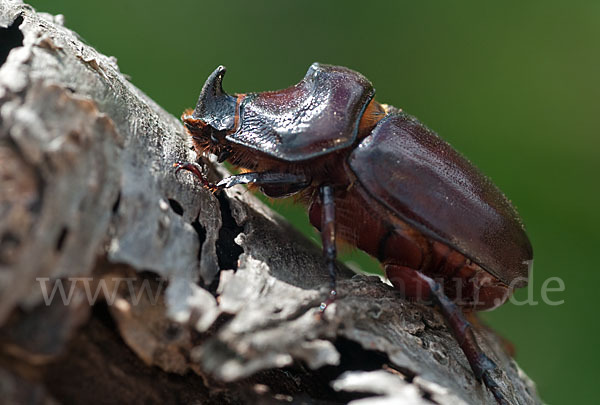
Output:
[[176, 63, 533, 404]]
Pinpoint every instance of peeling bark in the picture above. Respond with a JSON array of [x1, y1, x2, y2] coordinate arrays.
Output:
[[0, 2, 541, 404]]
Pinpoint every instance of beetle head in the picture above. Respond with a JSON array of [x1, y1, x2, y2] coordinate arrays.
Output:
[[183, 66, 237, 162]]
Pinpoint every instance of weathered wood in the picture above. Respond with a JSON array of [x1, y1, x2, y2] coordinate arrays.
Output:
[[0, 1, 541, 403]]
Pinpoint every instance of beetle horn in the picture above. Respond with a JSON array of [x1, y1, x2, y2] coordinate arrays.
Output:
[[192, 65, 237, 131]]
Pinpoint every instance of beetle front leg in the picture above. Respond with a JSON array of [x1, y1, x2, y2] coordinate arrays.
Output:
[[175, 165, 310, 194], [174, 161, 220, 192], [216, 171, 309, 189], [319, 184, 338, 312]]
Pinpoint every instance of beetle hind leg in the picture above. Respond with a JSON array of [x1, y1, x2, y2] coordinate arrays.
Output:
[[386, 265, 509, 405]]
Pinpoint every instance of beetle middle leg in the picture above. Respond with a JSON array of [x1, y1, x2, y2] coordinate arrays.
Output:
[[386, 265, 508, 404], [213, 175, 339, 311], [214, 176, 340, 311], [318, 184, 338, 312]]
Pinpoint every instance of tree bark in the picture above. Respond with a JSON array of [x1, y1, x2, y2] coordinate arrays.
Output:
[[0, 2, 541, 404]]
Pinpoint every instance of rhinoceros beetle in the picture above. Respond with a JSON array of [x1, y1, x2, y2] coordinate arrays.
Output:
[[176, 63, 533, 404]]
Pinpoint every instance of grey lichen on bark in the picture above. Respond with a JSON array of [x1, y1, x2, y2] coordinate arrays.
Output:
[[0, 1, 541, 404]]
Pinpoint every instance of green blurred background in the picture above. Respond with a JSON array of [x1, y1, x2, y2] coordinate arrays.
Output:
[[26, 1, 599, 403]]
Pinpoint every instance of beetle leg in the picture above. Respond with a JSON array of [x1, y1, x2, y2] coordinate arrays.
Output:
[[175, 164, 310, 194], [174, 161, 219, 192], [216, 172, 309, 189], [388, 267, 508, 404], [318, 184, 338, 312]]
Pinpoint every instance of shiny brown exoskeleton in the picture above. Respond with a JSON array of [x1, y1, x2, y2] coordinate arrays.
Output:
[[176, 64, 533, 404]]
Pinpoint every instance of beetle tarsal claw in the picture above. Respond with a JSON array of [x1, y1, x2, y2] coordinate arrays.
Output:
[[173, 161, 219, 191], [215, 178, 232, 188], [208, 185, 222, 193], [317, 289, 338, 316]]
